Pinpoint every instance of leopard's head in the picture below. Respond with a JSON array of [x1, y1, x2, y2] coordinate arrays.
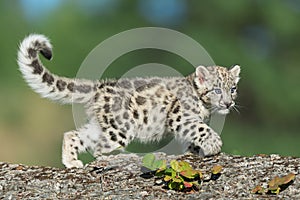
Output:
[[194, 65, 241, 115]]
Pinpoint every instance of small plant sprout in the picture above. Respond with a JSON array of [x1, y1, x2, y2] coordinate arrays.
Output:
[[161, 160, 203, 191], [141, 153, 223, 192], [251, 173, 295, 195]]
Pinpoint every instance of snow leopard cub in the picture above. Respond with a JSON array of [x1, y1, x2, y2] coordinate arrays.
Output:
[[18, 34, 240, 168]]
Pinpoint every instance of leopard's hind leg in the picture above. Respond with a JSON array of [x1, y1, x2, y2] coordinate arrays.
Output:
[[62, 130, 85, 168], [62, 119, 103, 168]]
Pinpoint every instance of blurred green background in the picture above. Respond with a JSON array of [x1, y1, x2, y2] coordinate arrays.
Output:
[[0, 0, 299, 167]]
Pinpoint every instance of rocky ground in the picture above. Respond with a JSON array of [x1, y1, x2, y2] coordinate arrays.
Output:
[[0, 153, 299, 199]]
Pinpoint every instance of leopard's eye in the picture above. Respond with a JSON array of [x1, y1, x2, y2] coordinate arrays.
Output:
[[230, 86, 237, 93], [214, 88, 222, 94]]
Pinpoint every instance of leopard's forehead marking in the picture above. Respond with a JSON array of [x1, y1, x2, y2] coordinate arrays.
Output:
[[208, 66, 234, 89]]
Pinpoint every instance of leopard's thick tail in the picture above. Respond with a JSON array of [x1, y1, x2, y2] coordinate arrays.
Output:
[[17, 34, 96, 104]]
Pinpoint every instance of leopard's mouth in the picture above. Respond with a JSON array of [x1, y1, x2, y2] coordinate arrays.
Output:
[[217, 108, 230, 115]]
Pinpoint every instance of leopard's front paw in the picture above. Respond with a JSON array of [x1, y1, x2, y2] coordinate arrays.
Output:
[[63, 159, 84, 168], [188, 128, 222, 157]]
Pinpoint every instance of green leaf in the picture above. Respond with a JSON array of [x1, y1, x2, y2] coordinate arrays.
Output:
[[164, 167, 174, 175], [268, 176, 281, 191], [279, 173, 295, 185], [173, 177, 182, 183], [153, 159, 167, 170], [170, 160, 181, 172], [179, 161, 192, 171], [180, 169, 197, 179], [142, 153, 167, 172], [191, 181, 200, 186], [142, 153, 156, 170], [211, 165, 223, 174], [164, 175, 172, 182]]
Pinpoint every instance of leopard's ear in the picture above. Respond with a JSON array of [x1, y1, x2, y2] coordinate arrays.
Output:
[[229, 64, 240, 83], [196, 65, 210, 84]]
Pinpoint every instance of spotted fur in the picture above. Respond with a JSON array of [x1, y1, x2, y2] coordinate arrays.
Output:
[[18, 34, 241, 168]]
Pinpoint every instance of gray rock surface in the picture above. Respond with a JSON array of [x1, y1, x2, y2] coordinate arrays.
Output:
[[0, 153, 299, 199]]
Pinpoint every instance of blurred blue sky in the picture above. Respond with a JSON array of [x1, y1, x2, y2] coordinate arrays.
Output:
[[138, 0, 187, 26], [19, 0, 61, 21], [19, 0, 187, 26]]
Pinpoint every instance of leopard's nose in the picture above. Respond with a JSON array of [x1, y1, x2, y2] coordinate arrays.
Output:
[[224, 102, 233, 109]]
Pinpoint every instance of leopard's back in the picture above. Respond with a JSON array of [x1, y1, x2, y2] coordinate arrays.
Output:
[[89, 77, 189, 143]]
